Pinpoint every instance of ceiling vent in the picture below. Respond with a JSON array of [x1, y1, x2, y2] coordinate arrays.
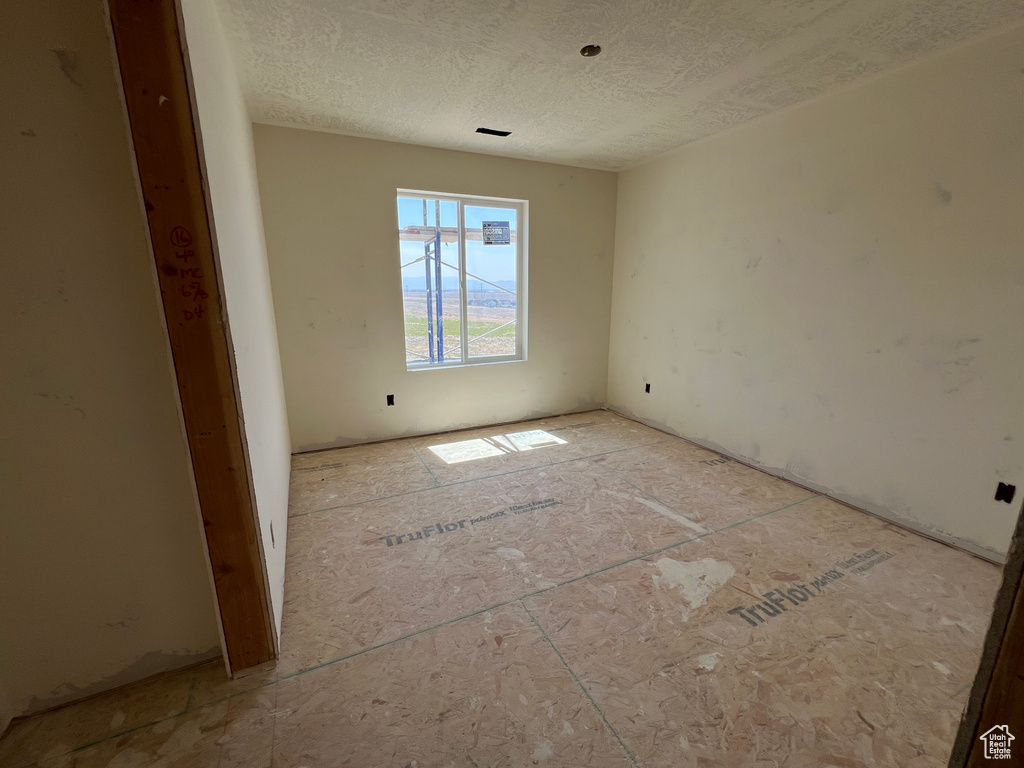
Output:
[[476, 127, 511, 137]]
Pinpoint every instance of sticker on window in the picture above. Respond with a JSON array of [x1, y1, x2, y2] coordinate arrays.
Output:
[[482, 221, 510, 245]]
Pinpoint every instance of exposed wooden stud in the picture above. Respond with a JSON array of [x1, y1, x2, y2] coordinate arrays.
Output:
[[107, 0, 275, 671], [950, 503, 1024, 766]]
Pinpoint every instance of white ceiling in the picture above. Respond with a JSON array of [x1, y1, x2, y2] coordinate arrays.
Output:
[[217, 0, 1023, 171]]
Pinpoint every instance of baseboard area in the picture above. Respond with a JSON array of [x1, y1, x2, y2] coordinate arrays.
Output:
[[607, 405, 1006, 566], [291, 405, 609, 457]]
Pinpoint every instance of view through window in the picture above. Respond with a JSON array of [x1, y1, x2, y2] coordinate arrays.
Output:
[[397, 191, 526, 368]]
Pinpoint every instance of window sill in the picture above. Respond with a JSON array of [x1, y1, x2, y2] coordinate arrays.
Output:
[[405, 356, 526, 372]]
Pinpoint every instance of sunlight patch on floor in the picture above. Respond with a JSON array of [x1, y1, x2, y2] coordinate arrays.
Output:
[[428, 429, 567, 464]]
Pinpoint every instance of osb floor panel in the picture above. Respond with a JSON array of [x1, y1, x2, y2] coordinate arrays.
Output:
[[1, 411, 1001, 767], [287, 409, 669, 516]]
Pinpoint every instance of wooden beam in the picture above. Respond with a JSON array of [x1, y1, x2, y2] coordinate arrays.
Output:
[[950, 502, 1024, 766], [107, 0, 275, 671]]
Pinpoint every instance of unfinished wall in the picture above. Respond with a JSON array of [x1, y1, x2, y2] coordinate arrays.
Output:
[[608, 26, 1024, 559], [179, 0, 290, 640], [253, 127, 618, 450], [0, 0, 221, 724]]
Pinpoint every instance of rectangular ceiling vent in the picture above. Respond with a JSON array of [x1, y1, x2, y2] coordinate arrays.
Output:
[[476, 127, 511, 137]]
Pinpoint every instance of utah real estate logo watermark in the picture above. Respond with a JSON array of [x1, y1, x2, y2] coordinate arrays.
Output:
[[979, 725, 1014, 760]]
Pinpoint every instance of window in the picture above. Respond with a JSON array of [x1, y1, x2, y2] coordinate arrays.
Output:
[[397, 190, 526, 368]]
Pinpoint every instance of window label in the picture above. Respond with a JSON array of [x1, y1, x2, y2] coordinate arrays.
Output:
[[482, 220, 511, 245]]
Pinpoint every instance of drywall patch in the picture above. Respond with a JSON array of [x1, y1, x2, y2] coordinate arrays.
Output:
[[653, 557, 735, 620]]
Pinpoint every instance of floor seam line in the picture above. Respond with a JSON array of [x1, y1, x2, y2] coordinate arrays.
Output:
[[268, 679, 279, 767], [525, 494, 820, 598], [213, 709, 230, 768], [184, 667, 198, 713], [288, 438, 669, 520], [11, 492, 820, 764], [703, 494, 818, 536], [53, 715, 181, 761], [280, 494, 821, 690], [589, 452, 818, 535], [51, 681, 242, 767], [409, 442, 441, 487], [521, 600, 641, 768], [585, 458, 711, 533], [278, 594, 536, 683], [277, 495, 822, 689]]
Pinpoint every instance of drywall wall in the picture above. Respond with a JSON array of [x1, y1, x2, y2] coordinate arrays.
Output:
[[608, 25, 1024, 559], [253, 127, 618, 450], [0, 0, 221, 722], [179, 0, 290, 640]]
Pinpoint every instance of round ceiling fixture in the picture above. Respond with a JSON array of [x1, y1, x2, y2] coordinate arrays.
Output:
[[579, 44, 602, 57]]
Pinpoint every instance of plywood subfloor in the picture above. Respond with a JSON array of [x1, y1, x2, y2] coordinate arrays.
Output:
[[1, 411, 1001, 767]]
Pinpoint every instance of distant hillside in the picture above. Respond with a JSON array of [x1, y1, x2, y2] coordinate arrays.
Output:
[[402, 277, 515, 292]]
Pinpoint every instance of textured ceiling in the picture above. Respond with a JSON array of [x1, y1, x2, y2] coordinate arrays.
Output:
[[217, 0, 1024, 171]]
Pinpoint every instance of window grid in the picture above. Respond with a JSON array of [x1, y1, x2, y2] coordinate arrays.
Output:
[[397, 190, 526, 370]]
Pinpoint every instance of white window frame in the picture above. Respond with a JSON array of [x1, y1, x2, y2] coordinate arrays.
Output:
[[396, 188, 528, 370]]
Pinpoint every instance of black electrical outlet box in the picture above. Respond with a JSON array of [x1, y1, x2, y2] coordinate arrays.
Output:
[[995, 482, 1015, 503]]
